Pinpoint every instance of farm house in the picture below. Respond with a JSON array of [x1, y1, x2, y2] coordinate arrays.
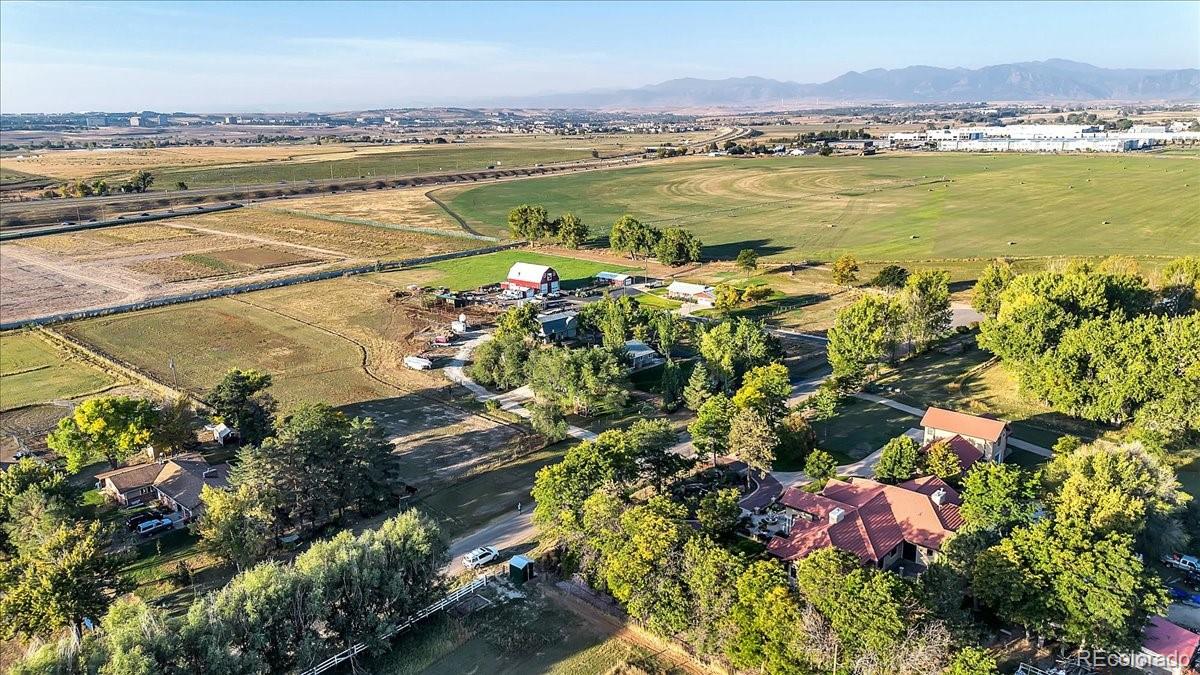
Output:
[[504, 262, 560, 294], [666, 281, 715, 307]]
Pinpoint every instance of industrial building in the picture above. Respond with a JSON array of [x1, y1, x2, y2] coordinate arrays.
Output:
[[937, 138, 1141, 153], [894, 122, 1200, 153]]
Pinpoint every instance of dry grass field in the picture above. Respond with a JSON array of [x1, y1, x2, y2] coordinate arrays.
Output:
[[56, 273, 525, 490], [184, 205, 480, 258], [0, 130, 721, 188], [0, 205, 486, 324], [261, 187, 466, 237], [0, 145, 358, 181]]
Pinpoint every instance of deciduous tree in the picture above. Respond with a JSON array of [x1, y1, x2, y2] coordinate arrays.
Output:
[[47, 396, 159, 471], [654, 227, 702, 265], [832, 254, 859, 286]]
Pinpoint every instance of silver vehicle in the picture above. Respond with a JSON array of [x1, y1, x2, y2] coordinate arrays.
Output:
[[462, 546, 499, 569]]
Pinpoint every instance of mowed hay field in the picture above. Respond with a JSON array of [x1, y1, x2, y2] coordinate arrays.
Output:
[[271, 187, 466, 237], [60, 296, 392, 408], [443, 152, 1200, 260], [181, 205, 482, 259], [0, 332, 118, 410]]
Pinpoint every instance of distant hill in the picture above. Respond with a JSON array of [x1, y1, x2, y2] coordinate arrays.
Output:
[[506, 59, 1200, 109]]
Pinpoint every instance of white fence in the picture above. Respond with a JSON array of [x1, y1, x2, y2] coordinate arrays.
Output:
[[298, 572, 496, 675]]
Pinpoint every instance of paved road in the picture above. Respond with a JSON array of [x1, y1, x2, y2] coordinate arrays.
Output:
[[443, 508, 534, 576]]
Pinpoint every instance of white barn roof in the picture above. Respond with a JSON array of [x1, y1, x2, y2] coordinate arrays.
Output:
[[596, 271, 632, 281], [507, 262, 554, 283], [667, 281, 713, 296]]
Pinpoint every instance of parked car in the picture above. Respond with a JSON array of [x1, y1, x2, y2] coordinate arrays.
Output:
[[1165, 554, 1200, 573], [125, 512, 159, 531], [461, 546, 499, 569], [137, 519, 172, 537]]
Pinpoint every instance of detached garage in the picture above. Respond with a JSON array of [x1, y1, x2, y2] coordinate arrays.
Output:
[[505, 263, 560, 294]]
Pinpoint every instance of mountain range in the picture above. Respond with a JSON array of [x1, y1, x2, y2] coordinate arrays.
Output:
[[503, 59, 1200, 109]]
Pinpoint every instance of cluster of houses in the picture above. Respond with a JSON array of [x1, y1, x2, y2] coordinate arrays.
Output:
[[758, 406, 1197, 674]]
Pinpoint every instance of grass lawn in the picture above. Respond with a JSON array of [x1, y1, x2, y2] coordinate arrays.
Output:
[[445, 153, 1199, 261], [0, 331, 118, 411], [393, 249, 635, 291], [871, 343, 1106, 449], [810, 398, 919, 463], [365, 589, 680, 675], [414, 447, 566, 540]]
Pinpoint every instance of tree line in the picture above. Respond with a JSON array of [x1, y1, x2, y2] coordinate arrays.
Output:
[[824, 262, 954, 389], [12, 511, 446, 674], [973, 256, 1199, 449], [505, 204, 705, 267]]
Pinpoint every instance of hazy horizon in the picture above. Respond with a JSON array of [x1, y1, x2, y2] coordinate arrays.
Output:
[[2, 0, 1198, 113]]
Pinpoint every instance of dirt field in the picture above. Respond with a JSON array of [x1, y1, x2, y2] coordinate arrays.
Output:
[[0, 203, 486, 324]]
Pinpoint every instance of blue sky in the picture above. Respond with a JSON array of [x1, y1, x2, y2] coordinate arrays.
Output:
[[2, 0, 1198, 112]]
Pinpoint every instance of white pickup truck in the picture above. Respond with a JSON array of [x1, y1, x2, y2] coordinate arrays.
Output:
[[1164, 553, 1200, 573]]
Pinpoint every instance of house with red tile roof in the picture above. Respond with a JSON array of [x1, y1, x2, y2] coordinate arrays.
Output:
[[920, 407, 1010, 463], [766, 476, 965, 573], [1140, 616, 1199, 675]]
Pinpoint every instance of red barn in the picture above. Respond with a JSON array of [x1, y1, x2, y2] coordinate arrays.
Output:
[[504, 263, 560, 294]]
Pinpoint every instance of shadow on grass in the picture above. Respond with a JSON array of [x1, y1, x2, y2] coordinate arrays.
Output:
[[702, 239, 790, 261]]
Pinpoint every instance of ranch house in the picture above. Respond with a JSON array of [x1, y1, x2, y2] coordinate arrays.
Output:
[[920, 406, 1010, 463], [504, 262, 560, 294], [767, 476, 965, 575], [666, 281, 715, 307], [96, 455, 232, 523]]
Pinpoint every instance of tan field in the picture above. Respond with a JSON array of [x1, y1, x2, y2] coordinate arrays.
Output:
[[0, 144, 360, 181], [0, 206, 483, 324], [272, 186, 465, 236]]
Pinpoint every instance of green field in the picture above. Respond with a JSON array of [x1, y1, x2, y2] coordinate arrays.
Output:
[[366, 592, 681, 675], [443, 153, 1200, 260], [392, 250, 636, 291], [155, 145, 596, 188], [0, 332, 117, 410], [59, 297, 393, 407]]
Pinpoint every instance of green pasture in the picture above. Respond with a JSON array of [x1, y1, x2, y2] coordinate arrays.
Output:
[[392, 250, 635, 291], [0, 332, 117, 410], [443, 153, 1199, 261]]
